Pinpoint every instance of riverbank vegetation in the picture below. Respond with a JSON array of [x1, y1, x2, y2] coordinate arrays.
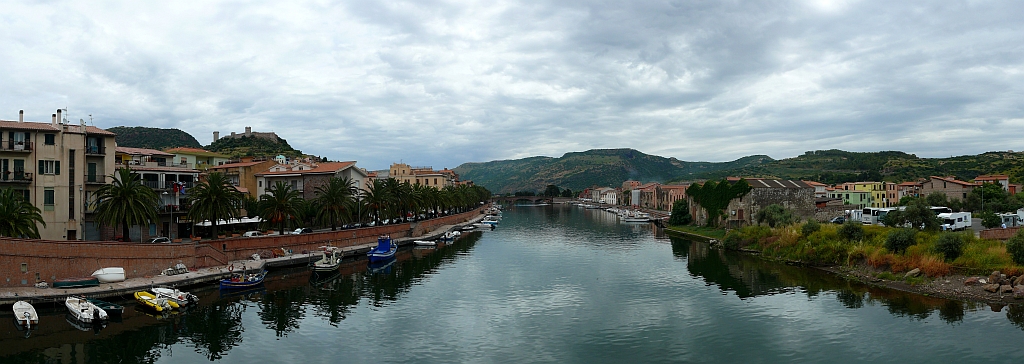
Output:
[[721, 221, 1023, 277]]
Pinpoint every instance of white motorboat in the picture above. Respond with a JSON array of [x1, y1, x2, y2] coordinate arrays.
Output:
[[621, 210, 651, 223], [91, 267, 126, 283], [310, 247, 343, 272], [414, 240, 436, 246], [151, 287, 199, 307], [13, 301, 38, 329], [66, 296, 108, 323]]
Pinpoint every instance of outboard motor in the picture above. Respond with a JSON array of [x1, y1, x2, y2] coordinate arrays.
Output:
[[93, 308, 100, 322]]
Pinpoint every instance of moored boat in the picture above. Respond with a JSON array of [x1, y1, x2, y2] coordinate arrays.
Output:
[[414, 240, 436, 246], [53, 277, 99, 288], [310, 246, 343, 272], [65, 296, 108, 323], [366, 235, 397, 262], [91, 267, 126, 283], [134, 291, 177, 312], [86, 297, 124, 316], [13, 301, 38, 329], [220, 268, 267, 290], [151, 287, 198, 307]]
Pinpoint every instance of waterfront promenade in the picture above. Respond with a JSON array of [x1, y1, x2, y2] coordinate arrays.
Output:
[[0, 209, 488, 305]]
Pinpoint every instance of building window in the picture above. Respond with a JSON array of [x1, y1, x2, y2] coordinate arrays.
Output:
[[259, 180, 263, 187], [291, 180, 297, 188], [39, 160, 60, 175], [44, 188, 54, 211], [44, 134, 55, 145]]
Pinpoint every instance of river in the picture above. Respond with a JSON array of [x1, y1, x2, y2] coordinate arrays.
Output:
[[2, 204, 1024, 363]]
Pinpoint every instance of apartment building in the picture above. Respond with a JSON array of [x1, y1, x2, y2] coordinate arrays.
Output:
[[255, 161, 367, 199], [114, 147, 200, 240], [388, 163, 460, 188], [206, 158, 277, 197], [0, 110, 117, 241]]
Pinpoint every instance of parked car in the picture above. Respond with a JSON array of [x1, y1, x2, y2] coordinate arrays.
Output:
[[242, 231, 263, 237], [829, 217, 846, 224], [146, 237, 172, 244], [292, 227, 313, 234]]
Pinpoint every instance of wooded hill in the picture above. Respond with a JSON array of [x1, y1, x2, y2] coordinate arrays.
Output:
[[453, 148, 773, 194], [456, 148, 1024, 194], [204, 135, 302, 158], [108, 126, 202, 150]]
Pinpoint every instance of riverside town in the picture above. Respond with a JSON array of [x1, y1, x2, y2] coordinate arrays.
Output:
[[7, 2, 1024, 361]]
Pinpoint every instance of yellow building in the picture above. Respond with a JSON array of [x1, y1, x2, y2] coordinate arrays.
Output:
[[388, 163, 459, 188], [849, 182, 888, 208]]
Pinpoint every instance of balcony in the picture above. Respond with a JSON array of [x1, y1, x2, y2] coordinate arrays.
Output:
[[143, 180, 160, 189], [86, 174, 105, 184], [0, 172, 32, 183], [0, 141, 33, 152], [164, 180, 195, 189], [85, 145, 105, 155], [159, 204, 190, 213]]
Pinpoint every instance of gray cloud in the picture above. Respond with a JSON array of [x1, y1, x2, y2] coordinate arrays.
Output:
[[2, 0, 1023, 170]]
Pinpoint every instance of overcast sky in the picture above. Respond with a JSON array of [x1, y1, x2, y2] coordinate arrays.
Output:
[[2, 1, 1022, 170]]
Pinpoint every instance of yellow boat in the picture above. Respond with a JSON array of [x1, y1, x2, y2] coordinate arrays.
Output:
[[134, 291, 179, 312]]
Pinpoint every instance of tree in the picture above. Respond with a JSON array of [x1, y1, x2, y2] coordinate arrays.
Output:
[[880, 198, 941, 231], [314, 177, 358, 230], [543, 185, 561, 197], [259, 182, 304, 234], [925, 193, 950, 209], [186, 172, 242, 239], [361, 179, 390, 225], [668, 199, 692, 225], [0, 188, 44, 238], [885, 228, 917, 254], [935, 233, 967, 261], [1007, 229, 1024, 265], [95, 168, 159, 242], [561, 188, 574, 198], [838, 221, 864, 242], [755, 204, 795, 228], [687, 179, 752, 226], [977, 211, 1001, 229]]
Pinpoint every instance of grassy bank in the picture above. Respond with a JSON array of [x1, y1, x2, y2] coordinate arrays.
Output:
[[721, 223, 1022, 277], [665, 224, 727, 240]]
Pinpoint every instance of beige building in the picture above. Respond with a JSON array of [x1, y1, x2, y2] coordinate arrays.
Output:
[[164, 147, 230, 171], [206, 158, 278, 196], [115, 147, 200, 241], [388, 163, 459, 188], [0, 109, 117, 241], [920, 176, 978, 201], [256, 161, 368, 199]]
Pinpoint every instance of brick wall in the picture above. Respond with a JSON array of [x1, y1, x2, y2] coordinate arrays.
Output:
[[980, 227, 1020, 241]]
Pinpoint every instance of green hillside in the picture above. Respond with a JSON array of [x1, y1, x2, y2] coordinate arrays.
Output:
[[205, 135, 301, 158], [454, 148, 773, 194], [456, 148, 1024, 194], [108, 126, 202, 150]]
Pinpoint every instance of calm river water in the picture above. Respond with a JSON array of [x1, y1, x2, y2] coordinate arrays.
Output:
[[3, 205, 1024, 363]]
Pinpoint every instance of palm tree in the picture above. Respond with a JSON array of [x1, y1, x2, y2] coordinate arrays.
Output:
[[314, 177, 358, 230], [95, 168, 159, 242], [0, 188, 45, 238], [259, 182, 304, 234], [362, 179, 391, 225], [187, 172, 242, 239]]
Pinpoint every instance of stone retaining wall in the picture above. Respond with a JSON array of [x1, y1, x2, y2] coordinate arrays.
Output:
[[980, 226, 1021, 241], [0, 207, 484, 288]]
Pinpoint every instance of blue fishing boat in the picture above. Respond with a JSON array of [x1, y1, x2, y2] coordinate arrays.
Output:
[[366, 235, 396, 262], [219, 266, 267, 290]]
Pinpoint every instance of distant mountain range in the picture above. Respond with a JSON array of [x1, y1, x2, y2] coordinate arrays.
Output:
[[454, 148, 1024, 194], [453, 148, 773, 194]]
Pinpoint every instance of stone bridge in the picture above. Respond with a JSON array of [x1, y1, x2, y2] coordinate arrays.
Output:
[[490, 196, 572, 205]]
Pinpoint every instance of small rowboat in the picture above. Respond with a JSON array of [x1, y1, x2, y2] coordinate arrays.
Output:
[[53, 277, 99, 288], [86, 297, 124, 316], [91, 267, 126, 283], [134, 291, 178, 312], [310, 247, 343, 272], [13, 301, 38, 329], [366, 236, 396, 262]]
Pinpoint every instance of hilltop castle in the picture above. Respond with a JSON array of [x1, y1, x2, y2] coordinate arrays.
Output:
[[212, 127, 281, 144]]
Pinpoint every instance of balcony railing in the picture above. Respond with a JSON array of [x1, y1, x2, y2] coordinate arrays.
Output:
[[159, 205, 190, 213], [1, 141, 33, 152], [143, 180, 160, 189], [85, 145, 105, 155], [164, 180, 195, 189], [0, 171, 32, 182], [86, 174, 104, 184]]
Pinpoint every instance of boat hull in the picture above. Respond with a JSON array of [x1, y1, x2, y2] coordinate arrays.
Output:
[[220, 270, 267, 290], [86, 297, 124, 316], [53, 277, 100, 288], [13, 301, 38, 327], [91, 267, 126, 283], [66, 297, 108, 323]]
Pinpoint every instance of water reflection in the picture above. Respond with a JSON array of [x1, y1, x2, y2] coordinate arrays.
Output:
[[0, 231, 482, 362], [670, 234, 989, 327]]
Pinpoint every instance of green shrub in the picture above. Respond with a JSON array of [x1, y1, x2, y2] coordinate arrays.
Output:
[[885, 228, 917, 254], [756, 204, 795, 228], [839, 221, 864, 242], [722, 233, 742, 250], [1007, 230, 1024, 265], [802, 219, 821, 236], [934, 233, 966, 262]]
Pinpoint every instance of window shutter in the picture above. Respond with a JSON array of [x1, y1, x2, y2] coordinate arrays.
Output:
[[39, 160, 44, 173], [55, 161, 61, 175]]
